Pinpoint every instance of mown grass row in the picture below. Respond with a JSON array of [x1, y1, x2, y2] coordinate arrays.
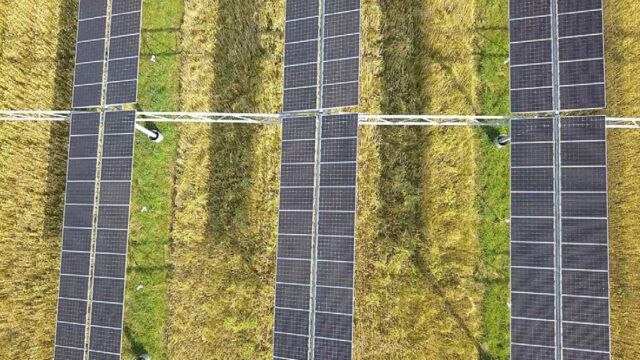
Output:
[[0, 0, 74, 358]]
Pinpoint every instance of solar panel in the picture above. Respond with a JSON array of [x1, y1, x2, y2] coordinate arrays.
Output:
[[283, 0, 320, 112], [54, 112, 101, 359], [105, 0, 142, 106], [321, 1, 360, 109], [508, 0, 554, 113], [557, 1, 605, 110], [88, 110, 136, 360], [312, 113, 357, 359], [559, 116, 610, 358], [509, 118, 558, 359], [73, 0, 110, 108], [273, 116, 317, 359]]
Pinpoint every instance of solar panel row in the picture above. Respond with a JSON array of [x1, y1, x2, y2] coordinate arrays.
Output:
[[88, 110, 136, 360], [321, 1, 360, 109], [274, 116, 317, 360], [508, 0, 606, 112], [510, 118, 557, 360], [559, 116, 610, 358], [54, 112, 101, 360], [106, 0, 143, 106], [73, 0, 109, 108], [312, 113, 358, 360], [283, 0, 320, 112]]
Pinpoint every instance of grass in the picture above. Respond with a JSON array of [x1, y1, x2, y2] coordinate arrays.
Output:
[[474, 0, 511, 358]]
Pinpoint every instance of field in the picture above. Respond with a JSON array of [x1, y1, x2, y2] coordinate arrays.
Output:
[[0, 0, 639, 359]]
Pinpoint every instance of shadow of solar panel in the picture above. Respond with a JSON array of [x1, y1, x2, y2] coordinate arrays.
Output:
[[91, 301, 123, 328], [62, 228, 93, 252], [562, 322, 609, 352], [102, 134, 134, 157], [79, 0, 108, 19], [562, 270, 608, 297], [110, 12, 141, 37], [96, 229, 129, 254], [78, 17, 107, 42], [562, 296, 609, 324], [55, 322, 86, 348], [512, 293, 555, 320], [511, 267, 555, 294], [561, 218, 607, 244], [314, 312, 352, 341], [100, 159, 133, 182], [66, 181, 96, 204], [73, 84, 103, 108], [97, 205, 130, 229], [275, 308, 310, 335], [273, 332, 308, 360], [511, 344, 555, 360], [112, 0, 142, 14], [108, 57, 139, 82], [106, 80, 138, 105], [511, 318, 555, 346], [89, 326, 122, 353], [316, 286, 352, 314], [314, 338, 352, 360], [511, 242, 555, 268], [76, 39, 106, 64], [511, 217, 554, 243], [57, 298, 88, 324], [275, 283, 310, 309], [94, 253, 127, 278], [59, 275, 90, 300], [563, 349, 609, 360], [93, 277, 125, 303], [55, 346, 85, 360], [70, 112, 100, 135], [74, 62, 104, 86], [316, 261, 354, 288], [64, 204, 95, 228]]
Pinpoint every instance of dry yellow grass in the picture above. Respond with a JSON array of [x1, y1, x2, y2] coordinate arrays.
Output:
[[604, 0, 640, 358], [0, 0, 74, 358], [168, 0, 283, 358]]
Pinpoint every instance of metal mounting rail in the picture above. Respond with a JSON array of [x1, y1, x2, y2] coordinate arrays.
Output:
[[1, 110, 640, 128]]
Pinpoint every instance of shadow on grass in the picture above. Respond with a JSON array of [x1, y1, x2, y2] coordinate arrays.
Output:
[[124, 325, 148, 357]]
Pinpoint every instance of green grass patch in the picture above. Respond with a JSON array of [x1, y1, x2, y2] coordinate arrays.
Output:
[[475, 0, 511, 358], [122, 0, 184, 359]]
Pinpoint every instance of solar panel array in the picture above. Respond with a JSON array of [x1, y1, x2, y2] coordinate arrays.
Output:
[[510, 118, 557, 359], [73, 0, 108, 108], [88, 110, 136, 359], [508, 0, 606, 112], [55, 112, 101, 360], [282, 0, 361, 112], [283, 1, 320, 112], [321, 1, 361, 109], [313, 113, 357, 359], [274, 116, 316, 359], [510, 116, 610, 360], [106, 0, 143, 106], [559, 116, 610, 359]]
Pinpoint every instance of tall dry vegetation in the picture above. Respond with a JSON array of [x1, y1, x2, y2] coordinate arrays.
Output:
[[604, 0, 640, 358], [168, 0, 283, 357], [354, 0, 483, 358], [0, 0, 74, 358]]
